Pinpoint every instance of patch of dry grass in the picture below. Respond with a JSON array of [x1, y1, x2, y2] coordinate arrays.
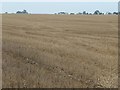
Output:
[[2, 14, 118, 88]]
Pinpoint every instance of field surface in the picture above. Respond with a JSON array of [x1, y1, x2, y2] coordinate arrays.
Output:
[[2, 14, 118, 88]]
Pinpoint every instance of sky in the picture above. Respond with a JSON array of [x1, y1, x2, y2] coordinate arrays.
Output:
[[1, 2, 118, 14]]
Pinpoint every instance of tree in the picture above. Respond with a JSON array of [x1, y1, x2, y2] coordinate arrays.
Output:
[[94, 10, 100, 15], [58, 12, 68, 15], [16, 11, 22, 14], [70, 13, 75, 15], [89, 13, 92, 15], [5, 12, 8, 14], [83, 11, 86, 15], [22, 10, 28, 14], [77, 12, 82, 15], [106, 12, 112, 15], [16, 10, 28, 14], [113, 12, 118, 15]]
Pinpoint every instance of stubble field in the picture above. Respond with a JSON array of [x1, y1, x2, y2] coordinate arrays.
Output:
[[2, 14, 118, 88]]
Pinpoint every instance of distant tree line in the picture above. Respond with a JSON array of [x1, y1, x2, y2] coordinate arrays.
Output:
[[4, 9, 119, 15], [55, 10, 119, 15], [4, 10, 28, 14]]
